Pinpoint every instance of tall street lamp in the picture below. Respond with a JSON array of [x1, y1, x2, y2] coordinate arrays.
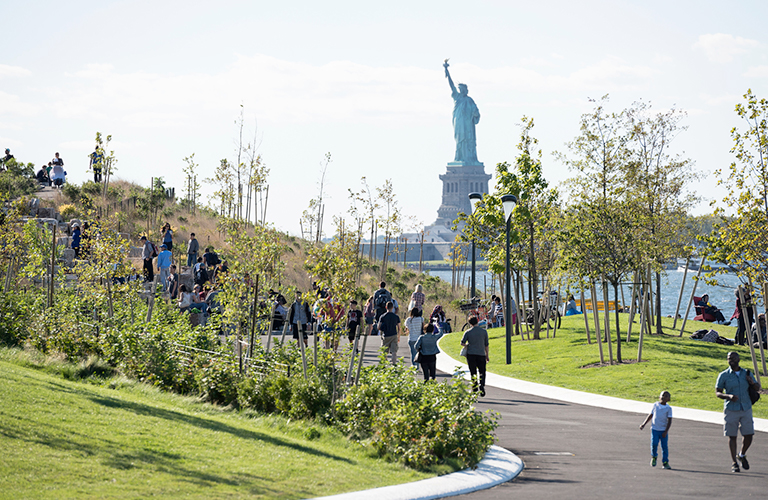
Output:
[[502, 194, 518, 365], [468, 192, 483, 302]]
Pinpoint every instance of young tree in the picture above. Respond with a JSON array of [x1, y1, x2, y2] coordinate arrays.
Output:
[[707, 89, 768, 284], [623, 101, 697, 333], [181, 153, 201, 214]]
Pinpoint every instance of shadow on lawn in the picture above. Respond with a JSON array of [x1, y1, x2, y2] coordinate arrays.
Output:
[[35, 377, 356, 466], [84, 391, 356, 465]]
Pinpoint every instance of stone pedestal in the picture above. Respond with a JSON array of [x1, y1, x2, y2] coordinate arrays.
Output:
[[433, 161, 491, 229]]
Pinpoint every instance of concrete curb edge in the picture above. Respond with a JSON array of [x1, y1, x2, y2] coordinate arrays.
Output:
[[309, 445, 523, 500]]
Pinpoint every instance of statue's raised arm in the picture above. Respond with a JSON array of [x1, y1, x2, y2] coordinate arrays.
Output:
[[444, 59, 457, 95]]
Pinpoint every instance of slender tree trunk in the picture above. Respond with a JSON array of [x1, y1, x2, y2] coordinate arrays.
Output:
[[613, 282, 622, 363]]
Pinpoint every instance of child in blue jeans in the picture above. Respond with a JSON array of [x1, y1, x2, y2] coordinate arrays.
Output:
[[640, 391, 673, 469]]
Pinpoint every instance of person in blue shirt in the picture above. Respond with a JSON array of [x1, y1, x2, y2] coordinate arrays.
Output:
[[716, 351, 761, 472], [71, 223, 81, 259], [156, 244, 173, 292], [90, 146, 103, 183]]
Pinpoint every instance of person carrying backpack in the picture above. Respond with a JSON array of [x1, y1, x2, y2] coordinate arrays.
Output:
[[373, 281, 392, 322]]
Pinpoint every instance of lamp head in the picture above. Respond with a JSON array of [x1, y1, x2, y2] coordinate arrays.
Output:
[[468, 192, 482, 215], [501, 194, 518, 221]]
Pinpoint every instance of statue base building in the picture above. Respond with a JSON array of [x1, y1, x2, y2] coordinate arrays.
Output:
[[431, 161, 491, 234]]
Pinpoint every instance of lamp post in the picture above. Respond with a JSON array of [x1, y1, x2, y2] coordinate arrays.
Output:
[[468, 192, 482, 302], [502, 194, 518, 365]]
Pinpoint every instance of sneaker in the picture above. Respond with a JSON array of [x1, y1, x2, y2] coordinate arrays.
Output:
[[480, 388, 486, 397], [732, 462, 740, 473], [739, 455, 749, 470], [651, 457, 657, 467], [662, 461, 671, 470]]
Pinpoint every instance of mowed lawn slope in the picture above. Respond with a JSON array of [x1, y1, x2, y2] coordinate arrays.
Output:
[[0, 359, 429, 499], [441, 314, 768, 419]]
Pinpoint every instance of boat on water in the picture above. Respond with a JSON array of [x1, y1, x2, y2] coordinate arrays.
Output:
[[676, 258, 734, 273]]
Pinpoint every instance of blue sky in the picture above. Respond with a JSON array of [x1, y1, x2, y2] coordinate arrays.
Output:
[[2, 0, 767, 234]]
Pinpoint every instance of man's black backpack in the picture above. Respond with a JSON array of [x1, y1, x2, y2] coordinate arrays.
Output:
[[747, 370, 760, 405], [374, 289, 391, 309]]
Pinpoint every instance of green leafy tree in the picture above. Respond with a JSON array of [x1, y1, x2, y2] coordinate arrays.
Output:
[[707, 89, 768, 284]]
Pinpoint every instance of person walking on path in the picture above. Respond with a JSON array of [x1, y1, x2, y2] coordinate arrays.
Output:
[[415, 323, 443, 381], [461, 316, 489, 396], [409, 284, 425, 313], [186, 233, 199, 268], [346, 300, 362, 346], [156, 244, 173, 292], [377, 301, 401, 365], [162, 223, 173, 251], [405, 307, 424, 367], [288, 291, 311, 347], [639, 390, 673, 469], [140, 236, 154, 282], [373, 281, 392, 324], [716, 351, 761, 472], [363, 296, 375, 336]]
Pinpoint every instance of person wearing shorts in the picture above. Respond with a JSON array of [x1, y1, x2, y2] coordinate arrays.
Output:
[[377, 301, 400, 365], [716, 351, 761, 472]]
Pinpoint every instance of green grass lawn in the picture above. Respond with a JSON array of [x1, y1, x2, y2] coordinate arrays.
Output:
[[442, 314, 768, 418], [0, 355, 429, 499]]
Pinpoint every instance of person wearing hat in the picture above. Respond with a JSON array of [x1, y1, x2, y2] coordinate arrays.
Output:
[[71, 223, 81, 259], [157, 243, 173, 292]]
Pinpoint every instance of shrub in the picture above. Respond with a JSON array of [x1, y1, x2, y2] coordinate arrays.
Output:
[[334, 355, 498, 471], [58, 204, 79, 220], [0, 293, 32, 346]]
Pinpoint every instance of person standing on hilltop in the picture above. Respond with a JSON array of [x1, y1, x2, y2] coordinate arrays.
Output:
[[186, 232, 199, 268], [89, 145, 103, 183]]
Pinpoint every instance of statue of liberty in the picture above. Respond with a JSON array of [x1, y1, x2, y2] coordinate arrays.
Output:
[[444, 59, 480, 164]]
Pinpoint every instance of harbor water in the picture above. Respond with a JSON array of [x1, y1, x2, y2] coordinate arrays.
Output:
[[426, 269, 750, 320]]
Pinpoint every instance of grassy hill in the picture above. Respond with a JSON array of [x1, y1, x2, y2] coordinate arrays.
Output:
[[0, 350, 429, 499]]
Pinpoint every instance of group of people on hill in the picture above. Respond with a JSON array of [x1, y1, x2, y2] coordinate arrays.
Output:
[[31, 152, 67, 188]]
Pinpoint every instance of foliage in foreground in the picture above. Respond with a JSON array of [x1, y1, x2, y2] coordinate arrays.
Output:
[[0, 289, 497, 472]]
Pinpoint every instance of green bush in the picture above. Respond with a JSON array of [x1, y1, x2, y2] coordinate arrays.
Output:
[[0, 292, 32, 346], [334, 355, 498, 470]]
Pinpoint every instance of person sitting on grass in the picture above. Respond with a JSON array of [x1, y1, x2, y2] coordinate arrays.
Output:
[[639, 390, 673, 470], [565, 294, 582, 316]]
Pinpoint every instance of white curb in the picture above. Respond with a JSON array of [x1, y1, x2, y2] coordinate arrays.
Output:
[[309, 445, 522, 500], [436, 344, 768, 433]]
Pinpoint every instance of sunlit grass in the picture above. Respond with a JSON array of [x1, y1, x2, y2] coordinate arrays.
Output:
[[442, 314, 768, 418], [0, 354, 429, 499]]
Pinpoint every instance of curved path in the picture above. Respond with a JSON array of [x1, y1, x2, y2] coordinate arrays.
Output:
[[261, 332, 767, 499], [436, 347, 768, 499]]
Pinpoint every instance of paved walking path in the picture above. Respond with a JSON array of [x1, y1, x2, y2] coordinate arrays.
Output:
[[263, 331, 767, 499]]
